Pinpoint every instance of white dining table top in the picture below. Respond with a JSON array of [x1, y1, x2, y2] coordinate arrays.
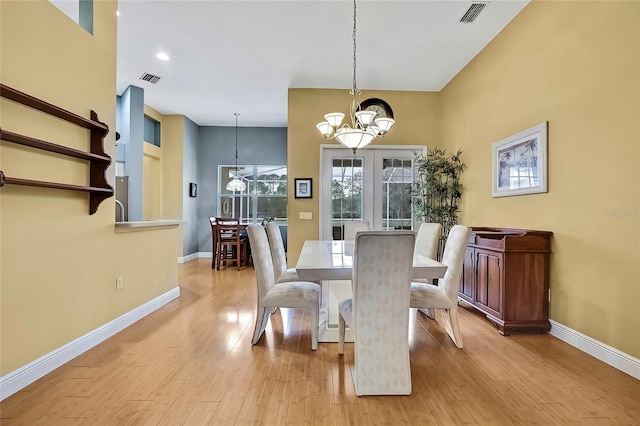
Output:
[[295, 240, 448, 281]]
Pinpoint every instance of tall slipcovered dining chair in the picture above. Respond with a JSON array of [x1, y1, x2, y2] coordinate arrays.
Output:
[[338, 231, 416, 395], [246, 224, 320, 350], [413, 222, 443, 291], [343, 220, 371, 240], [410, 224, 471, 349], [265, 222, 303, 283], [414, 222, 442, 260]]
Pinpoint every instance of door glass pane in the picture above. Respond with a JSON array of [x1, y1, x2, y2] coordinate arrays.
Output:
[[381, 157, 413, 230], [331, 157, 363, 239]]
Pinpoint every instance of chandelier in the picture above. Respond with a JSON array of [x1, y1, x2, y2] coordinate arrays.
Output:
[[315, 0, 395, 152], [226, 113, 246, 192]]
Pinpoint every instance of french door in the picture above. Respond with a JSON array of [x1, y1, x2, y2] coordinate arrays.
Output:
[[320, 146, 421, 239], [317, 145, 423, 342]]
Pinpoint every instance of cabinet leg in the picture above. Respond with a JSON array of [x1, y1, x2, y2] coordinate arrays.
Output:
[[486, 316, 510, 335]]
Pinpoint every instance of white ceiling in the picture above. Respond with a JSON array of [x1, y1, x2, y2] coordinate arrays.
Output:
[[116, 0, 529, 127]]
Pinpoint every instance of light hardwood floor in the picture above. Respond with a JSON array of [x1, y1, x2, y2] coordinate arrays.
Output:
[[1, 258, 639, 425]]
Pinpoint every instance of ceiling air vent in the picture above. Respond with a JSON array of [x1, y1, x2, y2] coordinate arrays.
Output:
[[460, 2, 488, 23], [139, 72, 161, 84]]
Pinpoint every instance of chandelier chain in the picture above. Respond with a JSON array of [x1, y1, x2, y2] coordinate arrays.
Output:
[[234, 112, 239, 164], [352, 0, 357, 94], [226, 112, 246, 192]]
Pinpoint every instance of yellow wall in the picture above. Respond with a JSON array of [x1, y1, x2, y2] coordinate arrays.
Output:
[[143, 106, 163, 220], [141, 106, 185, 245], [161, 115, 185, 223], [143, 143, 162, 219], [0, 0, 181, 374], [440, 1, 639, 357], [287, 89, 441, 264]]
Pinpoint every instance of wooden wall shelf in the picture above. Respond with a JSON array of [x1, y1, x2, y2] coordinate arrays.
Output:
[[0, 84, 113, 214]]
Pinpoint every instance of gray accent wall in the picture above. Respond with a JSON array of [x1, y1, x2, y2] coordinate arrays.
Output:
[[119, 85, 144, 221], [196, 126, 287, 252], [78, 0, 93, 34], [183, 117, 199, 255]]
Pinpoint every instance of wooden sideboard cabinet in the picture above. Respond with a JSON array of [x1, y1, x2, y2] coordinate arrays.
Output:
[[458, 227, 552, 335]]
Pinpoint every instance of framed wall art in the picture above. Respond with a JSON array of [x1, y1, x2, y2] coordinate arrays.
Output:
[[294, 178, 312, 199], [492, 122, 548, 197]]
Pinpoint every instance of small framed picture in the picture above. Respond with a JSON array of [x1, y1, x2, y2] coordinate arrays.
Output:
[[189, 182, 198, 197], [294, 178, 312, 199]]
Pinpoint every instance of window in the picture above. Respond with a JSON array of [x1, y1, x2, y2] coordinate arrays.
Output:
[[143, 115, 161, 147], [219, 165, 287, 224]]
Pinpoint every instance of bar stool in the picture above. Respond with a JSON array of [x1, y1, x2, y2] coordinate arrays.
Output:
[[209, 217, 217, 269], [215, 217, 248, 270]]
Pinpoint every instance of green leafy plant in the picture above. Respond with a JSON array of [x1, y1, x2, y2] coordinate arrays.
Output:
[[411, 147, 466, 259]]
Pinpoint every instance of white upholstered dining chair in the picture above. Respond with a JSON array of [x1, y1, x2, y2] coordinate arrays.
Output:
[[410, 224, 471, 349], [246, 224, 320, 350], [342, 220, 371, 240], [412, 222, 443, 295], [338, 230, 416, 395], [414, 222, 442, 260], [265, 222, 301, 283]]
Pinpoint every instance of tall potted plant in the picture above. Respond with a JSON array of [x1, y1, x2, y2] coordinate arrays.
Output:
[[411, 147, 467, 259]]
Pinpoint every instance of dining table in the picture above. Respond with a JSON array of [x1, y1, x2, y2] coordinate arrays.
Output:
[[295, 239, 448, 342]]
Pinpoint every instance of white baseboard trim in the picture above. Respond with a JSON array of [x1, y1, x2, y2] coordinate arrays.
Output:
[[0, 286, 181, 401], [550, 319, 639, 380], [179, 252, 213, 263], [178, 252, 200, 263]]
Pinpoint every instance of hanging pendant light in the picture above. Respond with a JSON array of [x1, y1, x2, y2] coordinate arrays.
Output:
[[315, 0, 394, 153], [226, 113, 246, 192]]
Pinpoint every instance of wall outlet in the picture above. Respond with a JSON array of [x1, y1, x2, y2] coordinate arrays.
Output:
[[116, 277, 124, 290], [299, 212, 312, 220]]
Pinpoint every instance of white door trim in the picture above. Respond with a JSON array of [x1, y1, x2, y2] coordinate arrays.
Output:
[[319, 144, 426, 237]]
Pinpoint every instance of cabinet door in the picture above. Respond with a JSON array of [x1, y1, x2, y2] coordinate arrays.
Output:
[[458, 247, 474, 303], [474, 249, 503, 319]]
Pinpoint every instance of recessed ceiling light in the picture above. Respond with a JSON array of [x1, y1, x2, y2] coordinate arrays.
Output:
[[156, 52, 170, 61]]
